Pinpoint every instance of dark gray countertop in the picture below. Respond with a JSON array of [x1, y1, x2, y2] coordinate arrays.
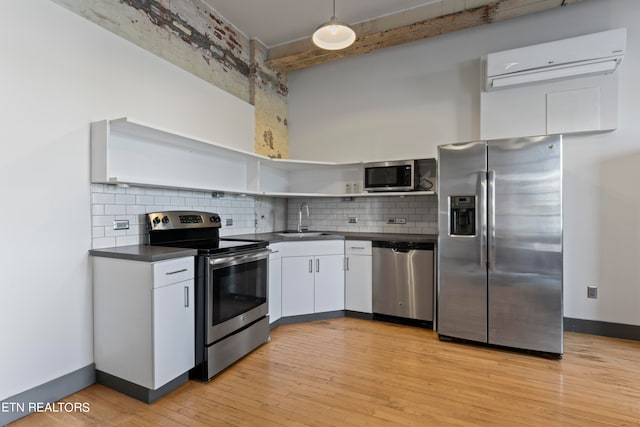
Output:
[[89, 245, 197, 262], [89, 232, 437, 262], [223, 231, 438, 244]]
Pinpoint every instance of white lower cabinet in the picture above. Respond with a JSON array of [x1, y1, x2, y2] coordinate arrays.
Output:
[[280, 241, 345, 317], [282, 256, 316, 316], [93, 256, 195, 393], [268, 243, 283, 324], [314, 254, 346, 312], [345, 241, 373, 313]]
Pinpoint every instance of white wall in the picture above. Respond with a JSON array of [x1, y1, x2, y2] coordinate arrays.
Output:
[[0, 0, 255, 401], [288, 0, 640, 326]]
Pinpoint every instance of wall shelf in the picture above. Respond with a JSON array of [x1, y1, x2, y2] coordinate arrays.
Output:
[[91, 118, 437, 198]]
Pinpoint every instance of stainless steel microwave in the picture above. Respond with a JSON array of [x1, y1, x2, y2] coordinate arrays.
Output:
[[364, 160, 416, 192]]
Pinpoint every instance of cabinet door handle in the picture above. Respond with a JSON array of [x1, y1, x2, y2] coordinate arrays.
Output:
[[184, 286, 189, 308], [166, 268, 188, 275], [345, 257, 350, 271], [316, 259, 320, 273], [309, 259, 313, 273], [349, 246, 366, 250]]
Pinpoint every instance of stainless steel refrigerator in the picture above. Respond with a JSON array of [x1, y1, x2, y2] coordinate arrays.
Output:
[[437, 135, 563, 355]]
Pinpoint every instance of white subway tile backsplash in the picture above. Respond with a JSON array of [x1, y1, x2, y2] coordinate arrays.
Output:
[[162, 189, 179, 196], [93, 215, 114, 227], [91, 185, 435, 249], [93, 236, 116, 249], [153, 196, 170, 205], [145, 188, 164, 196], [286, 196, 438, 235], [116, 235, 139, 246], [91, 184, 286, 249], [92, 204, 104, 215], [92, 227, 105, 238], [104, 184, 125, 194], [104, 204, 126, 215], [135, 195, 154, 205], [115, 194, 136, 205], [125, 186, 146, 195], [126, 205, 146, 215], [92, 193, 115, 204], [104, 227, 128, 238]]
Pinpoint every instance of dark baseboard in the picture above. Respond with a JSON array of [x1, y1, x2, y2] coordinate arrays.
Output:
[[373, 313, 434, 330], [277, 310, 345, 326], [564, 317, 640, 341], [344, 310, 373, 320], [276, 312, 640, 342], [96, 370, 188, 404], [0, 364, 95, 426]]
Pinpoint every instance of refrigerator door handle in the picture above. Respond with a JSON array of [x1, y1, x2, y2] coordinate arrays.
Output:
[[480, 171, 487, 270], [488, 169, 496, 272]]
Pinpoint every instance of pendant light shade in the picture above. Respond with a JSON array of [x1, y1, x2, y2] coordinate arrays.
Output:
[[312, 1, 356, 50]]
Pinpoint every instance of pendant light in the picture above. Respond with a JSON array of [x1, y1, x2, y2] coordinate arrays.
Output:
[[312, 0, 356, 50]]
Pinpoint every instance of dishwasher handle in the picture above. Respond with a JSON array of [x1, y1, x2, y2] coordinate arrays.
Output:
[[372, 240, 434, 251], [392, 248, 411, 253]]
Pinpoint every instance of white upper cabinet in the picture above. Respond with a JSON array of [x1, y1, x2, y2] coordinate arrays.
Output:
[[90, 118, 265, 194], [91, 118, 436, 197]]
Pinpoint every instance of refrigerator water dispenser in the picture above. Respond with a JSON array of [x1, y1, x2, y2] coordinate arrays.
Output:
[[450, 196, 476, 236]]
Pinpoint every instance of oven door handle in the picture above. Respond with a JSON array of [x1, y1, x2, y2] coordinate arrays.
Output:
[[209, 249, 270, 270]]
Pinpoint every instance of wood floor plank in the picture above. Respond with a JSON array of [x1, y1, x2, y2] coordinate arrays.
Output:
[[10, 318, 640, 426]]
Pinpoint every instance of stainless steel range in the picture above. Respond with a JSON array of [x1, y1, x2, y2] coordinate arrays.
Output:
[[146, 210, 270, 381]]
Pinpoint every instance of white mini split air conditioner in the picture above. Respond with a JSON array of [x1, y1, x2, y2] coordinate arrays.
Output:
[[485, 28, 626, 91]]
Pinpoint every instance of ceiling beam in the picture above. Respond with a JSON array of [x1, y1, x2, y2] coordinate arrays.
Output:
[[266, 0, 584, 73]]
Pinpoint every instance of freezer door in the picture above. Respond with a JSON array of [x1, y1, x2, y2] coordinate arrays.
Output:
[[437, 141, 488, 342], [487, 135, 563, 354]]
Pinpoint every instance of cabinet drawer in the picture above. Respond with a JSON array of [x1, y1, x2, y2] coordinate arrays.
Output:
[[153, 257, 194, 288], [345, 240, 372, 255]]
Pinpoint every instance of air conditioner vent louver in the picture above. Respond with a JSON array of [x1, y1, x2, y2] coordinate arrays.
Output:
[[485, 28, 626, 91]]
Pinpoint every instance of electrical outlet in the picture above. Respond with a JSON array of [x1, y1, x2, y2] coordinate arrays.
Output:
[[387, 218, 396, 224], [348, 217, 358, 224], [395, 218, 407, 224], [113, 220, 129, 230], [587, 286, 598, 299], [226, 218, 233, 226]]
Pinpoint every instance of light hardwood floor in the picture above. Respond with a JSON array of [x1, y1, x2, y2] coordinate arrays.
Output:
[[11, 317, 640, 426]]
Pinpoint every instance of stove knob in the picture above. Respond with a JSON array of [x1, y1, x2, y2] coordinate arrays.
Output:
[[152, 217, 160, 226], [161, 216, 169, 224], [210, 215, 220, 223]]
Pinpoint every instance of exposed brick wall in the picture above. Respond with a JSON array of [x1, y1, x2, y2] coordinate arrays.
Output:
[[53, 0, 289, 158]]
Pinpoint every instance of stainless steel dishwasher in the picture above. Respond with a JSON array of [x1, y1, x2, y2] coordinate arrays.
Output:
[[372, 241, 435, 322]]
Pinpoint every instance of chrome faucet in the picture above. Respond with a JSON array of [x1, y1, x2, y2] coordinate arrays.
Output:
[[298, 202, 310, 232]]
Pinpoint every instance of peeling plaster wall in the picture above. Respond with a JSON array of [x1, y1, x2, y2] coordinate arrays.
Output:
[[251, 40, 289, 159], [54, 0, 289, 158]]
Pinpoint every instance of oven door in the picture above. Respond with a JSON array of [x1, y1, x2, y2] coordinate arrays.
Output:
[[206, 249, 269, 344]]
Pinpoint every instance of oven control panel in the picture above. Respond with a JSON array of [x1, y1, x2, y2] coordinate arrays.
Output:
[[179, 215, 204, 224], [146, 211, 222, 230]]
